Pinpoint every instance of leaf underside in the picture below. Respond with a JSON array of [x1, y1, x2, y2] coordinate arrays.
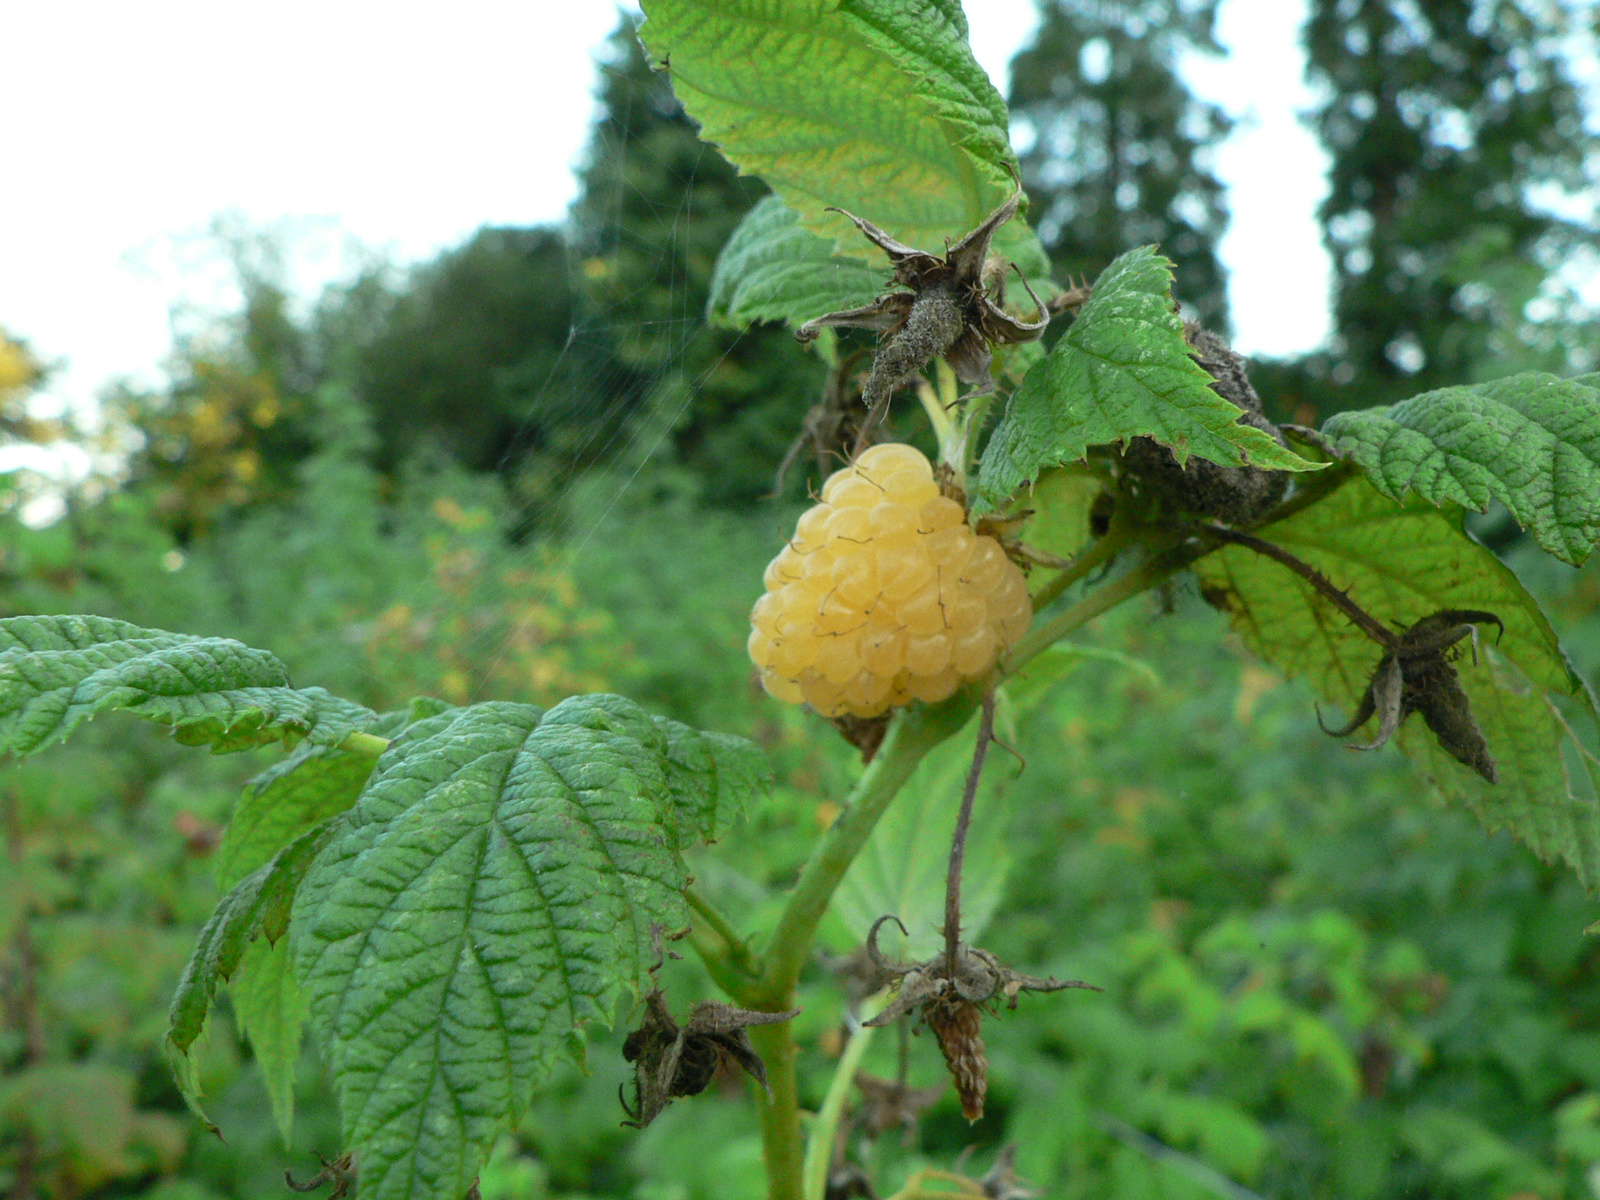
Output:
[[637, 0, 1049, 275], [708, 195, 886, 330], [0, 615, 374, 757], [1196, 476, 1600, 887], [977, 248, 1317, 513], [289, 695, 769, 1200], [165, 822, 336, 1128], [216, 703, 439, 891], [1321, 372, 1600, 566], [231, 936, 310, 1146]]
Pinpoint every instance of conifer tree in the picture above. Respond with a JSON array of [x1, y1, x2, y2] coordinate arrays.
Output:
[[1305, 0, 1595, 401]]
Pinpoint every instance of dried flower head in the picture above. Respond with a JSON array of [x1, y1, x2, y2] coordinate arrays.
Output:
[[1321, 609, 1504, 782], [285, 1153, 357, 1200], [860, 917, 1096, 1121], [796, 179, 1050, 450], [852, 1071, 947, 1144], [620, 990, 799, 1128]]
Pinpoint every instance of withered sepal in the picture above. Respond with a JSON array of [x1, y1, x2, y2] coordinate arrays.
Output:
[[1321, 609, 1503, 783], [860, 917, 1096, 1122], [621, 990, 799, 1128]]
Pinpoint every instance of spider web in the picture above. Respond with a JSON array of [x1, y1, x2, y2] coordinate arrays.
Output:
[[399, 22, 801, 710]]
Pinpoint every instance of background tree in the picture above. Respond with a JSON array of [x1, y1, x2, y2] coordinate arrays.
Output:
[[347, 226, 606, 487], [113, 246, 324, 541], [1008, 0, 1233, 331], [0, 329, 51, 446], [1263, 0, 1597, 418]]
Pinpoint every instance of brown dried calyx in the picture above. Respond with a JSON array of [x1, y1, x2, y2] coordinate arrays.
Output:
[[1321, 609, 1504, 783], [973, 1146, 1039, 1200], [796, 178, 1050, 452], [1119, 326, 1290, 525], [620, 989, 799, 1128], [285, 1153, 357, 1200], [861, 917, 1096, 1122]]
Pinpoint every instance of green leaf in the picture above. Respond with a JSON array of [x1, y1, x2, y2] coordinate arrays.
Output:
[[166, 822, 336, 1128], [0, 615, 374, 757], [708, 196, 885, 329], [977, 248, 1319, 512], [652, 714, 772, 842], [1195, 475, 1600, 887], [1016, 465, 1107, 565], [637, 0, 1047, 274], [290, 695, 768, 1200], [1320, 372, 1600, 566], [217, 747, 376, 890], [215, 704, 440, 889], [231, 937, 309, 1147]]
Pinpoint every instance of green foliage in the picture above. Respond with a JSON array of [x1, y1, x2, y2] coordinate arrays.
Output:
[[230, 937, 308, 1145], [7, 7, 1600, 1200], [215, 703, 446, 893], [983, 587, 1600, 1198], [978, 248, 1317, 510], [0, 1063, 187, 1195], [290, 696, 768, 1200], [167, 822, 335, 1127], [1196, 474, 1600, 886], [0, 615, 375, 757], [215, 746, 378, 893], [636, 0, 1047, 275], [1321, 372, 1600, 566], [707, 197, 884, 331]]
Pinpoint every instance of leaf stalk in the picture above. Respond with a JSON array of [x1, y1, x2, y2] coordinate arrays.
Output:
[[945, 691, 996, 969]]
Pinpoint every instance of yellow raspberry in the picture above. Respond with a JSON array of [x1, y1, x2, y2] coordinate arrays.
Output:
[[749, 444, 1033, 718]]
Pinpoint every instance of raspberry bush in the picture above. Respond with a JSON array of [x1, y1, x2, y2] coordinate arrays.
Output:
[[3, 4, 1599, 1200]]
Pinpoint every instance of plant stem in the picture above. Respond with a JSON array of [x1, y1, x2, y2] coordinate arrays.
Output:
[[748, 695, 977, 1009], [1028, 521, 1136, 614], [744, 696, 976, 1200], [1004, 540, 1200, 677], [801, 994, 887, 1200], [747, 533, 1203, 1200], [1196, 524, 1395, 647], [684, 886, 758, 978], [945, 691, 996, 969], [749, 1020, 805, 1200], [684, 924, 749, 999]]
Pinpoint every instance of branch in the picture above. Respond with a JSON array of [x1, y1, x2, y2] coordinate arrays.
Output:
[[746, 694, 979, 1009], [1196, 524, 1395, 647], [1027, 521, 1137, 613], [684, 923, 750, 999], [685, 886, 759, 979], [1004, 539, 1201, 677], [945, 691, 996, 969]]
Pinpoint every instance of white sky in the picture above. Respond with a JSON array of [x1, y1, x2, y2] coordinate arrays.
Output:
[[0, 0, 1332, 430]]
